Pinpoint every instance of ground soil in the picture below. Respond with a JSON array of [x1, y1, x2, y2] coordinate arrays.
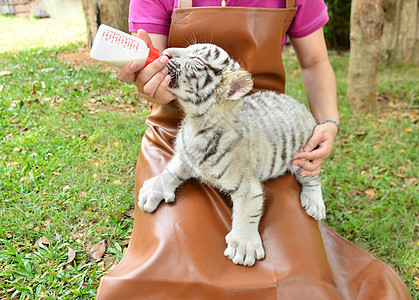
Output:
[[58, 45, 119, 73]]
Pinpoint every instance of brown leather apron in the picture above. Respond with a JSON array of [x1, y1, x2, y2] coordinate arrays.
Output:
[[96, 1, 411, 299]]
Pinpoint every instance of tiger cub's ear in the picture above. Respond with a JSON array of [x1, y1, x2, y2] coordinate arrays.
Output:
[[220, 70, 253, 101]]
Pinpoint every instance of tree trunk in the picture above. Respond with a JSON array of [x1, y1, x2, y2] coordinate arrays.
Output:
[[347, 0, 384, 111], [81, 0, 130, 51], [381, 0, 419, 66]]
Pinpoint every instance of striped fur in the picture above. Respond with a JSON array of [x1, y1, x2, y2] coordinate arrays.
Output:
[[139, 44, 325, 267]]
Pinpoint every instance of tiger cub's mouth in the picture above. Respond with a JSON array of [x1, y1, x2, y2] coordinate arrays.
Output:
[[166, 60, 179, 89]]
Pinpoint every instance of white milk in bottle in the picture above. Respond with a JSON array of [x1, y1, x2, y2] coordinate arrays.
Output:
[[90, 24, 159, 68]]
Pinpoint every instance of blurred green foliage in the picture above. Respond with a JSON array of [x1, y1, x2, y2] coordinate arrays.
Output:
[[324, 0, 351, 50]]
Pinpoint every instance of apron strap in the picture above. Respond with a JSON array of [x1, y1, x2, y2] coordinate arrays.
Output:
[[286, 0, 296, 8], [178, 0, 296, 9], [178, 0, 192, 9]]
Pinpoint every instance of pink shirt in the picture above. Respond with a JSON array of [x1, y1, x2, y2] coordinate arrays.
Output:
[[129, 0, 329, 49]]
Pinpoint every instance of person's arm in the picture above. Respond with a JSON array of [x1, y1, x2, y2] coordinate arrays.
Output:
[[118, 30, 175, 104], [290, 28, 339, 177]]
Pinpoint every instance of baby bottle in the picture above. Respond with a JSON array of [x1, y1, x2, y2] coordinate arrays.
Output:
[[90, 24, 160, 68]]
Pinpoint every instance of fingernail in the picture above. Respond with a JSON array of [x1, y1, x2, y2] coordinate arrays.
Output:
[[130, 61, 140, 70], [160, 56, 169, 63], [161, 67, 168, 74], [304, 146, 310, 152]]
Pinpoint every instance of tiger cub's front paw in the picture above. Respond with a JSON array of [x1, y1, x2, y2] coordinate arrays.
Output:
[[300, 186, 325, 220], [224, 229, 265, 267], [138, 175, 176, 212]]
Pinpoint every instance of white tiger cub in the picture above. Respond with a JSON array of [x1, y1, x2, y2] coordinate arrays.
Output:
[[138, 43, 325, 267]]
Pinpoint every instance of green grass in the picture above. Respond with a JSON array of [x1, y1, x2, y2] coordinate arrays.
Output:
[[284, 48, 418, 297], [0, 44, 149, 299], [0, 16, 418, 299]]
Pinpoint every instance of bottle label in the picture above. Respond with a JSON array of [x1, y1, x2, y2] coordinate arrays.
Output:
[[101, 27, 142, 53], [90, 24, 158, 68]]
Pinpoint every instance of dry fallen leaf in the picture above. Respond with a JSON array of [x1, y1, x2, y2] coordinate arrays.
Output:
[[73, 232, 84, 239], [89, 240, 107, 260], [6, 162, 19, 167], [40, 67, 55, 73], [98, 255, 114, 270], [67, 247, 76, 264], [404, 178, 418, 186], [120, 239, 130, 247], [20, 177, 29, 184], [35, 237, 50, 247], [392, 170, 405, 178], [63, 185, 71, 191], [355, 131, 367, 136], [364, 189, 375, 196], [348, 189, 359, 196], [113, 211, 122, 221], [124, 209, 135, 218]]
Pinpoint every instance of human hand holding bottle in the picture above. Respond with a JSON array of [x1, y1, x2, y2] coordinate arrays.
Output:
[[118, 29, 176, 104]]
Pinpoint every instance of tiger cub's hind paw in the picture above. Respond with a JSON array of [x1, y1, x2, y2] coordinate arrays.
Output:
[[224, 230, 265, 267]]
